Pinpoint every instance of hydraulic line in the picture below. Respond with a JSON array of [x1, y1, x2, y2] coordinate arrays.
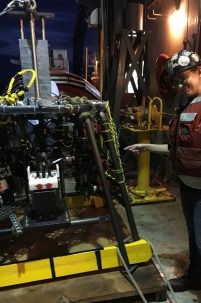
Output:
[[84, 116, 130, 267], [99, 110, 139, 241]]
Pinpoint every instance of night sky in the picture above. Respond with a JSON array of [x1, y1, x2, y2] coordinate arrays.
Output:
[[0, 0, 97, 89]]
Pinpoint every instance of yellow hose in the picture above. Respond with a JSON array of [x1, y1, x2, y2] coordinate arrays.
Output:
[[0, 69, 36, 105]]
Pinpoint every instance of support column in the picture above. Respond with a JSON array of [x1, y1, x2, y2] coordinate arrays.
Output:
[[135, 131, 150, 193]]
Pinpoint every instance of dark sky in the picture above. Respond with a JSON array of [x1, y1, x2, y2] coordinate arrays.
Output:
[[0, 0, 82, 87]]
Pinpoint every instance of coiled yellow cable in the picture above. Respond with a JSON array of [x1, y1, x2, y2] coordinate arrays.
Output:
[[0, 69, 36, 105]]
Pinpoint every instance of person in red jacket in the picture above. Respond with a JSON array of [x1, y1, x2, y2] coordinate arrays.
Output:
[[125, 49, 201, 292]]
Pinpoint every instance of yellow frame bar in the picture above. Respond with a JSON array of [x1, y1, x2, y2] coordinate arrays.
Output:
[[0, 240, 152, 287], [0, 259, 52, 287]]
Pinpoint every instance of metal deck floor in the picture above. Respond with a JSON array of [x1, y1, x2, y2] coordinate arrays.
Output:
[[134, 186, 201, 303], [0, 187, 201, 302]]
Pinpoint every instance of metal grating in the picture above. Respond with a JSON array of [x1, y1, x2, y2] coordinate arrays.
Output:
[[0, 201, 22, 222]]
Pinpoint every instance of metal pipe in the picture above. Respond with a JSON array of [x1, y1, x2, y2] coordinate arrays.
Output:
[[99, 30, 104, 97], [196, 0, 201, 52], [0, 103, 106, 115], [0, 105, 72, 115], [100, 0, 110, 100], [85, 47, 88, 80], [41, 16, 46, 40], [148, 96, 163, 130], [30, 12, 40, 98], [186, 0, 190, 43], [0, 215, 111, 238], [84, 116, 130, 267], [20, 17, 24, 39], [70, 215, 111, 226]]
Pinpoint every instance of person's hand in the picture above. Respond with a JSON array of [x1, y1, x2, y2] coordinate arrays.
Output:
[[124, 143, 149, 155]]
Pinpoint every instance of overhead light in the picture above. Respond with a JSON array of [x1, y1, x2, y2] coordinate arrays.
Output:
[[168, 3, 187, 38]]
